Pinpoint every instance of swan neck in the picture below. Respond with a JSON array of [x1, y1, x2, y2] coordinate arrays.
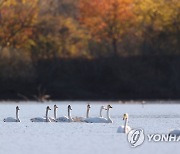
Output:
[[16, 109, 19, 121], [54, 108, 57, 120], [124, 118, 128, 133], [46, 108, 49, 120], [100, 107, 103, 117], [68, 108, 72, 121], [86, 108, 89, 118], [106, 108, 110, 119]]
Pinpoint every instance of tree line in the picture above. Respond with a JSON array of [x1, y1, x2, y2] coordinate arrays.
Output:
[[0, 0, 179, 100]]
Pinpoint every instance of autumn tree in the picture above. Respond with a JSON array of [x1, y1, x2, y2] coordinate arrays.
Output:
[[79, 0, 135, 56], [0, 0, 39, 80], [31, 0, 89, 60], [134, 0, 180, 55], [0, 0, 38, 51]]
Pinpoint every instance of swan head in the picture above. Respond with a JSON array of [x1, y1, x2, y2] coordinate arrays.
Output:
[[123, 113, 129, 120], [16, 106, 20, 111], [107, 104, 112, 109], [54, 104, 58, 109], [47, 106, 51, 110], [68, 105, 72, 110], [87, 104, 91, 109]]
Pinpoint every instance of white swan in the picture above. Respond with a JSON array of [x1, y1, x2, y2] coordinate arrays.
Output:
[[84, 104, 113, 123], [49, 104, 58, 122], [117, 113, 131, 133], [169, 129, 180, 136], [55, 105, 73, 122], [3, 106, 20, 122], [73, 104, 91, 122], [30, 106, 51, 122]]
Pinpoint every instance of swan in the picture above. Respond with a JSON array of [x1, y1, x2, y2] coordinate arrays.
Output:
[[55, 105, 73, 122], [49, 104, 58, 122], [3, 106, 20, 122], [117, 113, 131, 133], [30, 106, 51, 122], [73, 104, 91, 122], [84, 104, 113, 123]]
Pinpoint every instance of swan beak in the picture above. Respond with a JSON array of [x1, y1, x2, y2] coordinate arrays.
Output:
[[54, 105, 58, 109], [108, 105, 112, 108]]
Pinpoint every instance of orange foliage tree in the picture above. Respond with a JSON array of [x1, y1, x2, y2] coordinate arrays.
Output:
[[79, 0, 135, 56], [0, 0, 38, 50]]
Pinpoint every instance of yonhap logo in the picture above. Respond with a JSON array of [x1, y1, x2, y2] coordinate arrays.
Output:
[[127, 128, 180, 147], [127, 129, 145, 147]]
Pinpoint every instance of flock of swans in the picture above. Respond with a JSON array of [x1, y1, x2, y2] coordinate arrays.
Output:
[[3, 104, 114, 123], [3, 104, 180, 135]]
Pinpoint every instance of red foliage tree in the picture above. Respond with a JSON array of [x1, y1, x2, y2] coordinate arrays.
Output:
[[79, 0, 135, 56]]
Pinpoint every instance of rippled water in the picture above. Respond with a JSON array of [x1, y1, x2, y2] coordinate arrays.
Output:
[[0, 101, 179, 154]]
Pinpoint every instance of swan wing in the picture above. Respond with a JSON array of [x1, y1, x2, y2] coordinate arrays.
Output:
[[30, 117, 47, 122], [73, 116, 85, 122], [84, 117, 108, 123], [117, 126, 131, 133], [49, 117, 56, 122], [117, 126, 125, 133], [3, 117, 17, 122], [56, 116, 70, 122]]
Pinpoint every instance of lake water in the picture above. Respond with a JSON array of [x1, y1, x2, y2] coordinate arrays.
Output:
[[0, 101, 180, 154]]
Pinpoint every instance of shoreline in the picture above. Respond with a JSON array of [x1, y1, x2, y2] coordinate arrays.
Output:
[[0, 100, 179, 104]]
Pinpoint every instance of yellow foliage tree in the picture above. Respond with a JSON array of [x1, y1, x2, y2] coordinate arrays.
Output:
[[134, 0, 180, 55]]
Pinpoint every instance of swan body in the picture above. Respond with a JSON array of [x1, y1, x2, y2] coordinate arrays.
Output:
[[117, 125, 131, 133], [31, 117, 51, 122], [169, 130, 180, 136], [117, 113, 131, 133], [30, 106, 51, 122], [4, 106, 20, 122], [49, 117, 56, 122], [84, 105, 113, 123], [56, 116, 71, 122], [72, 116, 85, 122], [3, 117, 20, 122], [56, 105, 73, 122], [84, 117, 110, 123]]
